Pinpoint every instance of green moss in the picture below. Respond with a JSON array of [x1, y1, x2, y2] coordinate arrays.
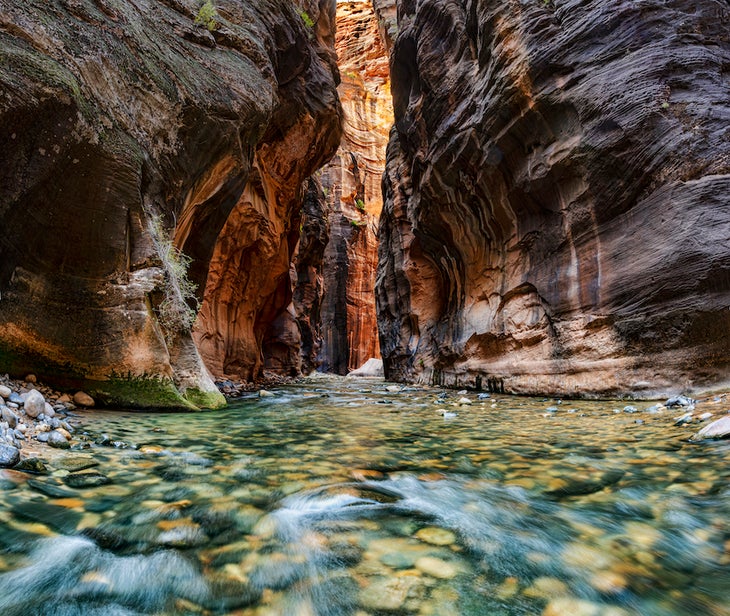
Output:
[[195, 0, 218, 31], [299, 9, 315, 28], [2, 44, 91, 119], [93, 372, 199, 411], [183, 387, 226, 410]]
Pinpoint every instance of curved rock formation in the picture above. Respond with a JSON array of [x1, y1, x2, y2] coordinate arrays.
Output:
[[377, 0, 730, 397], [0, 0, 342, 407], [313, 0, 393, 374]]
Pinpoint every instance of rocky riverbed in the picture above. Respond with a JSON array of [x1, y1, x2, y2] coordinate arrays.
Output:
[[0, 377, 728, 615]]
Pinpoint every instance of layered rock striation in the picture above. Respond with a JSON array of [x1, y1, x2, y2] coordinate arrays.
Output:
[[312, 0, 393, 374], [377, 0, 730, 396], [0, 0, 342, 407]]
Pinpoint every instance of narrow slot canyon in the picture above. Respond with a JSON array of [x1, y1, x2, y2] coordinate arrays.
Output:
[[0, 2, 729, 615], [0, 0, 728, 408]]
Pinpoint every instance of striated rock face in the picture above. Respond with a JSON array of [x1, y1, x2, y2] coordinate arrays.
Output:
[[377, 0, 730, 397], [292, 179, 331, 375], [313, 0, 393, 374], [0, 0, 342, 407]]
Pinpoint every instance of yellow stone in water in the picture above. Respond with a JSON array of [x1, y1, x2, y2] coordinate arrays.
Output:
[[157, 518, 199, 531], [139, 445, 164, 454], [222, 562, 248, 583], [414, 556, 458, 579], [358, 574, 423, 612], [635, 551, 656, 566], [624, 522, 662, 548], [495, 577, 519, 599], [415, 527, 457, 546], [76, 512, 102, 530], [547, 478, 569, 492], [52, 497, 85, 509], [570, 521, 604, 539], [506, 478, 536, 489], [542, 597, 602, 616], [80, 571, 112, 587], [7, 519, 55, 537], [589, 570, 628, 594], [523, 576, 569, 599], [562, 544, 615, 570]]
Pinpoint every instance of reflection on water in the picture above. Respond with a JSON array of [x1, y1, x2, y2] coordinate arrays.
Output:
[[0, 377, 728, 615]]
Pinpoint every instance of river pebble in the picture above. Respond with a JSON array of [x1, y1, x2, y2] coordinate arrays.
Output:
[[414, 556, 458, 579], [358, 574, 423, 612], [415, 527, 456, 546], [47, 430, 71, 449]]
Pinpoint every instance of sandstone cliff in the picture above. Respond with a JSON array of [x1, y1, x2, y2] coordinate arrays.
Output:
[[0, 0, 342, 407], [311, 0, 392, 374], [377, 0, 730, 397]]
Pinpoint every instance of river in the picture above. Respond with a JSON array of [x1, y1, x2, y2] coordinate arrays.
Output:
[[0, 377, 727, 615]]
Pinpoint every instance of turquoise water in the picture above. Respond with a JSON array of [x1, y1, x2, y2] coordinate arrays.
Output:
[[0, 377, 728, 615]]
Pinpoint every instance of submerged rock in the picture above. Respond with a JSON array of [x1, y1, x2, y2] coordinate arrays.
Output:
[[64, 471, 110, 488]]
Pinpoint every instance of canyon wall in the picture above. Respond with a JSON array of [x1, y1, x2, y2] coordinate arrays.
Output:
[[0, 0, 342, 407], [377, 0, 730, 397], [312, 0, 393, 374]]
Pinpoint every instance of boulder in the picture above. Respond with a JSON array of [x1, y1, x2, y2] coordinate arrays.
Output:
[[72, 391, 95, 408], [23, 390, 46, 418], [690, 415, 730, 441], [0, 443, 20, 467], [347, 358, 385, 378]]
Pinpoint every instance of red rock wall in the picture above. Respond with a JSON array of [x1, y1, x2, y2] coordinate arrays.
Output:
[[377, 0, 730, 397], [313, 0, 393, 374]]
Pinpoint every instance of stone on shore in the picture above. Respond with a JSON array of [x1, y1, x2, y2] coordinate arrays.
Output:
[[0, 385, 11, 398], [23, 389, 46, 418], [47, 430, 71, 449], [690, 415, 730, 441], [73, 391, 95, 407], [347, 358, 384, 378], [0, 443, 21, 467], [2, 407, 19, 428]]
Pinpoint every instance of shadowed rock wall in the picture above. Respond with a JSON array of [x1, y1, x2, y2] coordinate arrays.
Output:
[[0, 0, 342, 407], [377, 0, 730, 397]]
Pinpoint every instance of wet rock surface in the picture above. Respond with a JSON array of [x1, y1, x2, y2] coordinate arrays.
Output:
[[376, 0, 730, 396]]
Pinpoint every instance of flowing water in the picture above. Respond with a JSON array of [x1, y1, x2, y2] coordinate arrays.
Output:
[[0, 377, 728, 616]]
